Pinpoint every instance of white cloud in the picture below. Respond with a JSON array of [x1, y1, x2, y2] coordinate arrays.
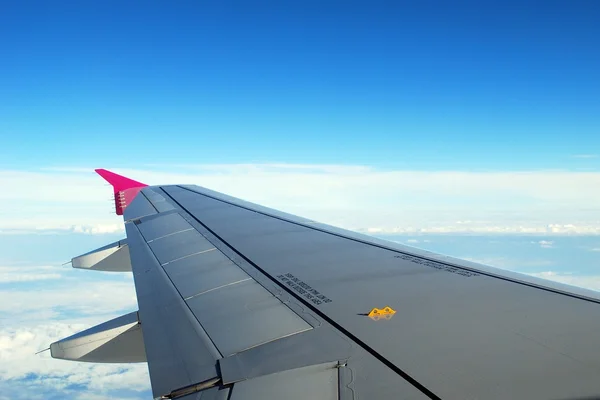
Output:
[[0, 323, 149, 397], [0, 274, 61, 283], [538, 240, 554, 248], [406, 239, 419, 243], [0, 266, 63, 283], [0, 224, 125, 236], [0, 281, 138, 324], [364, 224, 600, 235], [589, 248, 600, 252], [527, 271, 600, 291], [2, 165, 600, 235], [462, 256, 555, 270], [70, 224, 125, 235], [0, 262, 147, 398], [572, 154, 598, 159], [0, 264, 137, 325]]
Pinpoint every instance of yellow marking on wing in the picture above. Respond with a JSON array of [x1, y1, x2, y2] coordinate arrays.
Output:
[[367, 306, 396, 320]]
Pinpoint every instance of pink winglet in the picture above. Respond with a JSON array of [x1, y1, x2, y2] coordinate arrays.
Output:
[[95, 169, 148, 216]]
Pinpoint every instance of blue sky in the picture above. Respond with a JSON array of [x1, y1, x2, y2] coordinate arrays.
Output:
[[1, 2, 599, 399], [1, 1, 599, 169]]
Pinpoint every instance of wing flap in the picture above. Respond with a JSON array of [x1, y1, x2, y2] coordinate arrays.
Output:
[[186, 279, 312, 356], [149, 228, 215, 265], [164, 249, 250, 299], [137, 211, 192, 241], [176, 386, 231, 400], [228, 363, 338, 400], [126, 221, 220, 398], [130, 206, 314, 358], [126, 198, 318, 397]]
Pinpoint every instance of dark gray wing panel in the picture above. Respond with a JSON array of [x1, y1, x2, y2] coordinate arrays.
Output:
[[157, 184, 600, 400], [125, 221, 220, 398], [126, 195, 351, 399], [123, 190, 157, 221], [228, 362, 338, 400]]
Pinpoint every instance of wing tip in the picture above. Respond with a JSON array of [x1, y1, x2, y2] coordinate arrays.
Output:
[[95, 169, 148, 215], [94, 168, 147, 190]]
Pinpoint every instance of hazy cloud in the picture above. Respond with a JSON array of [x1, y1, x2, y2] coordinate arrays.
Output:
[[362, 224, 600, 235], [0, 267, 137, 324], [0, 262, 148, 399], [1, 165, 600, 235], [572, 154, 598, 159], [461, 256, 555, 270], [0, 323, 149, 398], [527, 271, 600, 291], [0, 266, 63, 283]]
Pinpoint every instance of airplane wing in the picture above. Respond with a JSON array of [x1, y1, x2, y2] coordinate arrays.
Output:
[[51, 169, 600, 400]]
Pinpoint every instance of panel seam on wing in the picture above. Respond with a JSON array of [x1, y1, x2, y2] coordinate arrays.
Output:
[[147, 227, 195, 243], [131, 223, 224, 361], [183, 278, 253, 301], [162, 247, 217, 266]]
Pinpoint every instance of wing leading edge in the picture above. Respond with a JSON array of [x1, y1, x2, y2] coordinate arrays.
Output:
[[51, 170, 600, 400]]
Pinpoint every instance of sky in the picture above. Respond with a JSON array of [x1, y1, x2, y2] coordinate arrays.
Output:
[[1, 1, 600, 169], [0, 2, 599, 399]]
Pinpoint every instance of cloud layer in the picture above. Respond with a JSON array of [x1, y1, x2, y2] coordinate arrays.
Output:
[[0, 265, 62, 283], [0, 263, 149, 399], [527, 271, 600, 291], [1, 165, 600, 235], [0, 323, 150, 396]]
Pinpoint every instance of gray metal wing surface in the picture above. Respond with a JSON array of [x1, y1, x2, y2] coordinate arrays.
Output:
[[123, 184, 600, 400]]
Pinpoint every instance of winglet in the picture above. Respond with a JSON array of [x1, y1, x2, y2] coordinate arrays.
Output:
[[95, 169, 148, 216]]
